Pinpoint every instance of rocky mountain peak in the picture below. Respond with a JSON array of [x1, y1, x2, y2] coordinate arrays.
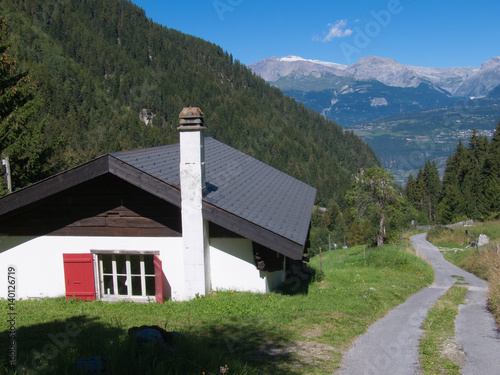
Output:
[[249, 55, 500, 97]]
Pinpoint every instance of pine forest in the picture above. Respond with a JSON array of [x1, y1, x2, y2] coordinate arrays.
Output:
[[0, 0, 378, 206]]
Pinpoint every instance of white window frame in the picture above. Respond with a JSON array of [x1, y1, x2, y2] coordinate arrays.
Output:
[[91, 250, 159, 301]]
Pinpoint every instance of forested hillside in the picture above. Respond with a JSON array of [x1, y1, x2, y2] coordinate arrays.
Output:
[[0, 0, 379, 204]]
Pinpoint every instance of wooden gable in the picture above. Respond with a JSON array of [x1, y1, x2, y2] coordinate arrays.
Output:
[[0, 174, 182, 237]]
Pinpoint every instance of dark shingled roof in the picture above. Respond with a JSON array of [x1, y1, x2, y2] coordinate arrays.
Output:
[[0, 137, 316, 259], [112, 137, 316, 247]]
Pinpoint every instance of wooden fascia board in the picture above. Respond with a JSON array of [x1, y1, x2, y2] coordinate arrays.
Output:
[[108, 156, 181, 207], [202, 202, 304, 260], [0, 156, 110, 218]]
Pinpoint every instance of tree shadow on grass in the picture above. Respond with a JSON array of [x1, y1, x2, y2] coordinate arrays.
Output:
[[0, 314, 124, 374], [198, 318, 307, 375], [0, 313, 309, 375]]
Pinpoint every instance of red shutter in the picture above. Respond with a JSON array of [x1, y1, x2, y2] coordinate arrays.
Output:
[[63, 253, 96, 301], [154, 255, 163, 303]]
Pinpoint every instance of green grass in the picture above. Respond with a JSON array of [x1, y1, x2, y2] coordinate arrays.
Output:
[[426, 227, 467, 249], [0, 244, 433, 375], [427, 220, 500, 249], [419, 285, 468, 375]]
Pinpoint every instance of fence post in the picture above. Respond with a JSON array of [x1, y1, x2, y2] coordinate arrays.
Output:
[[2, 157, 12, 193]]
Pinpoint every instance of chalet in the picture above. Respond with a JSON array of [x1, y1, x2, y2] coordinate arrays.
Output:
[[0, 108, 316, 302]]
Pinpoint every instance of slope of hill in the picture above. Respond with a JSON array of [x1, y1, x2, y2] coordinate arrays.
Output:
[[0, 0, 380, 204], [283, 80, 461, 126]]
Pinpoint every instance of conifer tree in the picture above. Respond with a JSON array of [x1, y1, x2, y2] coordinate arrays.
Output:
[[438, 173, 461, 223], [423, 160, 441, 222], [0, 16, 33, 147], [415, 167, 427, 212], [439, 141, 468, 222], [404, 172, 417, 206], [0, 15, 54, 193], [482, 122, 500, 218], [464, 130, 489, 219]]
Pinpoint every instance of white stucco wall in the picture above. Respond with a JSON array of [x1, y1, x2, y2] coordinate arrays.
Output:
[[0, 236, 184, 301], [0, 235, 286, 301], [209, 238, 285, 293]]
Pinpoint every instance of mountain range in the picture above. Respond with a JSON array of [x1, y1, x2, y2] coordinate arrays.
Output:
[[250, 55, 500, 98], [249, 56, 500, 182]]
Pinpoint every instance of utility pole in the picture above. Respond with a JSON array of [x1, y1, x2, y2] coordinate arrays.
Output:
[[2, 157, 12, 193]]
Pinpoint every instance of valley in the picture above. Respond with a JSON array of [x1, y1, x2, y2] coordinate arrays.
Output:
[[350, 96, 500, 183], [250, 56, 500, 183]]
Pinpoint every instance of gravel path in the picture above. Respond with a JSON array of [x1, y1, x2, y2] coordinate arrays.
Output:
[[335, 233, 500, 375]]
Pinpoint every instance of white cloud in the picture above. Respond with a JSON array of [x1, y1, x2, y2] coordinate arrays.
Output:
[[322, 20, 353, 42]]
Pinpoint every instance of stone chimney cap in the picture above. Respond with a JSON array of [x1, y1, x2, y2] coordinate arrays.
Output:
[[179, 107, 205, 129]]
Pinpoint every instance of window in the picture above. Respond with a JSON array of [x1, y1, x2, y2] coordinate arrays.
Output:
[[64, 252, 164, 303], [97, 253, 162, 301]]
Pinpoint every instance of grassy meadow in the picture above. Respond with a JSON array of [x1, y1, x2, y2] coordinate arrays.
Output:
[[1, 244, 433, 375]]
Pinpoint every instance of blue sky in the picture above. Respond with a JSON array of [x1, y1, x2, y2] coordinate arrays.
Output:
[[131, 0, 499, 68]]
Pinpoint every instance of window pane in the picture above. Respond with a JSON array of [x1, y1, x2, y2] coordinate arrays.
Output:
[[103, 275, 114, 295], [131, 276, 142, 296], [116, 256, 126, 275], [130, 255, 141, 275], [102, 254, 112, 274], [144, 255, 154, 275], [146, 276, 155, 296], [117, 276, 127, 295]]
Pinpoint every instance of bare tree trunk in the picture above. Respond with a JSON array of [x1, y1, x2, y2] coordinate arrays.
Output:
[[377, 212, 385, 247]]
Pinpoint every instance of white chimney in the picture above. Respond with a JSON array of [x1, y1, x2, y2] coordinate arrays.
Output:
[[178, 107, 210, 300]]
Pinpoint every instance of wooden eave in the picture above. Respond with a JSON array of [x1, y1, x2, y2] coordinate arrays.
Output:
[[0, 155, 305, 260], [202, 203, 304, 260], [0, 156, 109, 218]]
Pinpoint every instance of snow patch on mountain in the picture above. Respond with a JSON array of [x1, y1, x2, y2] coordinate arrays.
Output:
[[370, 97, 389, 107], [250, 56, 349, 82], [279, 55, 348, 69]]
